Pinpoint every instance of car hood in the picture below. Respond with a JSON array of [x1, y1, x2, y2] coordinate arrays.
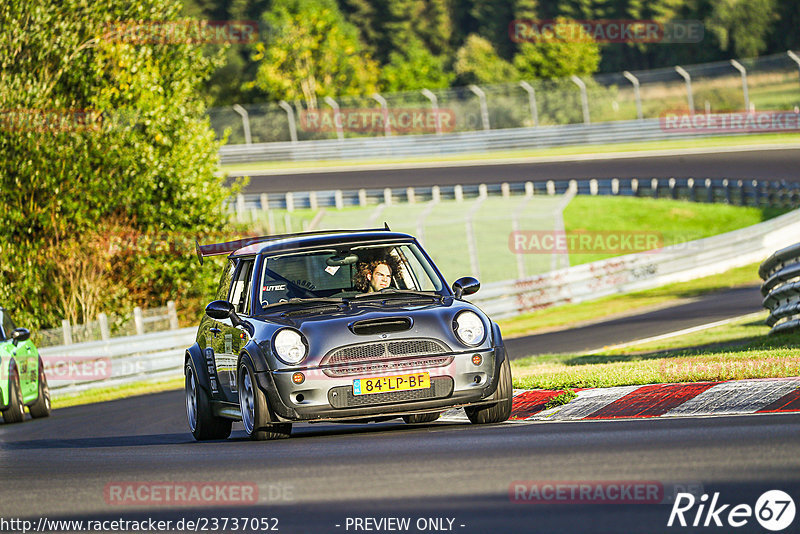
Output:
[[250, 298, 493, 369]]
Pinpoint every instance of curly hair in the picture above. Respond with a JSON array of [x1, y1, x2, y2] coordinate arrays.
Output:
[[353, 252, 401, 292]]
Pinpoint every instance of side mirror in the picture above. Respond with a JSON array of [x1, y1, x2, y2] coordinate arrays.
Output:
[[452, 277, 480, 299], [205, 300, 246, 328], [11, 328, 30, 345]]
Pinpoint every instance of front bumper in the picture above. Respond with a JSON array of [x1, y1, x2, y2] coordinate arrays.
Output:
[[256, 347, 503, 422]]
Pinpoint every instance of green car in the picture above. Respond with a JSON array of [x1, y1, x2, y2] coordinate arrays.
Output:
[[0, 307, 50, 423]]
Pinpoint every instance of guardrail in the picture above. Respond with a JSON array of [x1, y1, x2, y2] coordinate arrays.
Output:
[[468, 208, 800, 319], [41, 327, 196, 399], [219, 118, 714, 164], [760, 242, 800, 334]]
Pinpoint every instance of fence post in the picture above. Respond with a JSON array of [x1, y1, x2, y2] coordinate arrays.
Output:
[[358, 189, 367, 207], [622, 71, 643, 120], [335, 190, 344, 209], [260, 193, 269, 211], [706, 179, 713, 203], [501, 182, 510, 198], [98, 313, 110, 341], [478, 183, 488, 198], [723, 179, 731, 204], [383, 188, 393, 206], [323, 96, 344, 141], [546, 180, 555, 195], [468, 85, 490, 131], [788, 51, 800, 87], [236, 194, 246, 222], [525, 181, 534, 197], [688, 178, 696, 202], [432, 185, 441, 203], [421, 89, 443, 136], [651, 178, 659, 199], [62, 319, 73, 346], [675, 66, 695, 115], [167, 301, 179, 330], [730, 60, 750, 112], [570, 75, 590, 124], [631, 178, 639, 196], [371, 93, 392, 137], [285, 192, 294, 212], [309, 191, 318, 211], [611, 178, 619, 195], [519, 81, 539, 127], [590, 179, 598, 195], [753, 180, 761, 207], [406, 187, 416, 204], [454, 184, 464, 202], [278, 100, 298, 143], [232, 104, 252, 145], [133, 307, 144, 336], [669, 178, 677, 199], [738, 180, 746, 206]]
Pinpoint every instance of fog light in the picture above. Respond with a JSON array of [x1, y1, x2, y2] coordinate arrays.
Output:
[[292, 372, 305, 384], [472, 354, 482, 366], [474, 375, 482, 384], [295, 393, 305, 403]]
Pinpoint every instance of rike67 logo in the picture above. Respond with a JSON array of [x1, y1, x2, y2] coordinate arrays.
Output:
[[668, 490, 796, 531]]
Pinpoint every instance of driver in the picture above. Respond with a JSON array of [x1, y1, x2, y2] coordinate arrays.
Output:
[[354, 259, 393, 293]]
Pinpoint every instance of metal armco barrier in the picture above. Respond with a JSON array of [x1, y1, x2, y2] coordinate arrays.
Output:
[[219, 118, 712, 164], [760, 242, 800, 334], [469, 208, 800, 319]]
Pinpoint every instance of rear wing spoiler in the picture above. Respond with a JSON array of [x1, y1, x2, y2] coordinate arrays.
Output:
[[195, 224, 391, 265]]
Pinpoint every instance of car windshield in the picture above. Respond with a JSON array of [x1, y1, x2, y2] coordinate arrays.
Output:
[[257, 243, 444, 311]]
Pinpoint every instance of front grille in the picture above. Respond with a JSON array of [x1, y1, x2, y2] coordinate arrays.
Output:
[[323, 338, 449, 365], [328, 376, 454, 409], [323, 355, 453, 377]]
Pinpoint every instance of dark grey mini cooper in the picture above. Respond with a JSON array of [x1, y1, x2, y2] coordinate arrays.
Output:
[[185, 228, 512, 441]]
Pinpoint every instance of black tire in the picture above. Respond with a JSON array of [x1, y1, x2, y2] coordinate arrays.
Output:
[[465, 357, 512, 424], [402, 412, 440, 424], [2, 367, 25, 424], [238, 358, 291, 441], [28, 358, 51, 418], [185, 361, 232, 441]]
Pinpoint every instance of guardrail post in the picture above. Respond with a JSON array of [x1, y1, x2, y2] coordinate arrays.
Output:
[[133, 307, 144, 336], [675, 66, 695, 115], [167, 301, 179, 330], [723, 179, 731, 204], [98, 313, 110, 341], [730, 60, 750, 112], [737, 180, 746, 206], [62, 319, 73, 345], [236, 194, 246, 222], [260, 193, 269, 211], [335, 190, 344, 209], [631, 178, 639, 196], [651, 178, 659, 199], [383, 188, 393, 206], [285, 192, 294, 212], [406, 187, 416, 204], [788, 51, 800, 86], [501, 182, 510, 198], [278, 101, 298, 143], [753, 180, 761, 207], [611, 178, 619, 195], [519, 81, 539, 127], [570, 75, 590, 124], [669, 178, 677, 199], [454, 184, 464, 202], [421, 89, 443, 136], [705, 179, 713, 203], [468, 85, 490, 131], [688, 178, 696, 202], [590, 179, 598, 195], [781, 180, 789, 208], [309, 191, 318, 210], [478, 183, 488, 198], [569, 180, 578, 193], [432, 186, 441, 203], [525, 181, 534, 197], [622, 71, 643, 120], [546, 180, 555, 195], [232, 104, 252, 145], [358, 189, 367, 207], [371, 93, 392, 137], [267, 210, 275, 233], [323, 96, 344, 141]]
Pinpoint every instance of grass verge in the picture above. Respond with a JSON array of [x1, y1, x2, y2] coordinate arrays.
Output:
[[511, 313, 800, 390], [220, 133, 800, 173], [51, 376, 183, 409], [497, 262, 762, 338]]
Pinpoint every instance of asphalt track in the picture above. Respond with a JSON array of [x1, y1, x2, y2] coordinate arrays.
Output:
[[242, 147, 800, 193], [505, 285, 764, 358]]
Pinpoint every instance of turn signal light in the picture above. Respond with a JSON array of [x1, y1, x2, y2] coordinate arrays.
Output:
[[472, 354, 482, 366], [292, 372, 305, 384]]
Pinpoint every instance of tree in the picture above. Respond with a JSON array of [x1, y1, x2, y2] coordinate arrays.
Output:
[[0, 0, 235, 328], [250, 0, 380, 107], [513, 17, 601, 79], [380, 38, 454, 92], [454, 34, 518, 85], [706, 0, 777, 58]]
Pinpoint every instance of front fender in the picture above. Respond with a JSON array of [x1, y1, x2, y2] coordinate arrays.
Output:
[[185, 343, 219, 398], [0, 358, 17, 410]]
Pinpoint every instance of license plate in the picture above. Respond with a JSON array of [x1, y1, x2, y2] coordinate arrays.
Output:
[[352, 372, 430, 396]]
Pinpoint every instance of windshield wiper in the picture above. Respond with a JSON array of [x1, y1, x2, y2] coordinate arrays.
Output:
[[261, 298, 348, 313], [352, 289, 442, 301]]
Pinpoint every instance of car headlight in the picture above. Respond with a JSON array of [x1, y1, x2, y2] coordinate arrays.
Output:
[[453, 311, 485, 346], [273, 329, 308, 365]]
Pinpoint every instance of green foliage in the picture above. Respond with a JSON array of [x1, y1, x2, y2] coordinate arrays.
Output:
[[250, 0, 380, 107], [379, 38, 454, 92], [454, 35, 519, 86], [0, 0, 235, 329], [706, 0, 778, 58], [513, 17, 601, 79]]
